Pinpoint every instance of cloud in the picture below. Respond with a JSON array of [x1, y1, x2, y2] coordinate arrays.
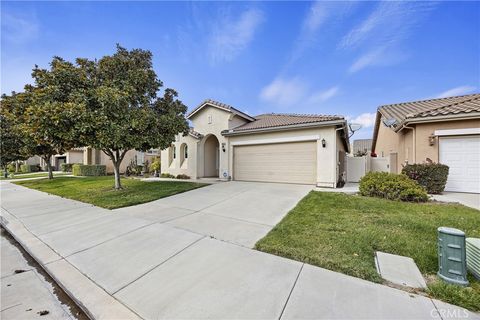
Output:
[[342, 2, 436, 73], [348, 112, 377, 128], [260, 77, 308, 107], [348, 47, 408, 73], [303, 1, 330, 33], [340, 2, 435, 50], [1, 12, 39, 44], [208, 8, 264, 64], [435, 86, 476, 99], [308, 86, 339, 104]]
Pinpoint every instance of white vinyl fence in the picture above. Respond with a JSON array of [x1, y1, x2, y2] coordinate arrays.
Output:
[[346, 155, 390, 182]]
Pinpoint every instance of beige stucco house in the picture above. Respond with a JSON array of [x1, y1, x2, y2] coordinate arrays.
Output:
[[372, 93, 480, 193], [161, 100, 350, 187]]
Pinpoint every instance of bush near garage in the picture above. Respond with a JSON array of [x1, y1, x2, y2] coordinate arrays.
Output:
[[20, 164, 40, 173], [359, 171, 428, 202], [402, 163, 449, 194], [72, 164, 106, 176], [61, 163, 80, 172]]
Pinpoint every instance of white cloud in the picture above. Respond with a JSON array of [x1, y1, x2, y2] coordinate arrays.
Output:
[[435, 86, 476, 99], [208, 8, 264, 64], [348, 112, 377, 129], [260, 77, 308, 107], [342, 2, 436, 73], [1, 12, 39, 44], [304, 1, 329, 32], [308, 86, 339, 104]]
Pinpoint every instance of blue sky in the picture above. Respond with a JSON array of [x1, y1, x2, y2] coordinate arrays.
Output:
[[2, 1, 479, 139]]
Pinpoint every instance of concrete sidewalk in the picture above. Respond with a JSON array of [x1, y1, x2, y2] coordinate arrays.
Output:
[[1, 181, 478, 320]]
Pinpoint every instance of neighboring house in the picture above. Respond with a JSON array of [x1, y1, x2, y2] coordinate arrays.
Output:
[[372, 93, 480, 193], [352, 139, 372, 156], [26, 147, 155, 174], [160, 99, 350, 187]]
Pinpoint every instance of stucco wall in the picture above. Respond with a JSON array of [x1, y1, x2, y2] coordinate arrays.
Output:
[[375, 117, 480, 172], [66, 150, 83, 164], [160, 134, 198, 178], [415, 119, 480, 164]]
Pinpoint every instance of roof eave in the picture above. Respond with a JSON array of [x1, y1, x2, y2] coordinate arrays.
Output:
[[187, 102, 255, 122], [394, 112, 480, 132], [222, 119, 346, 136]]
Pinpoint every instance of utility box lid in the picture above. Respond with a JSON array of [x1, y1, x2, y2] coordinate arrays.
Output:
[[438, 227, 465, 236]]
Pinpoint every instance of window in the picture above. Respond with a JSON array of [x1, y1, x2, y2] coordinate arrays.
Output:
[[173, 146, 176, 159], [184, 145, 188, 159], [208, 115, 212, 124], [146, 149, 159, 155]]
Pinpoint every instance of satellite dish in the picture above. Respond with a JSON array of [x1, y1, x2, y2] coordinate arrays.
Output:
[[383, 118, 397, 127], [348, 123, 362, 138]]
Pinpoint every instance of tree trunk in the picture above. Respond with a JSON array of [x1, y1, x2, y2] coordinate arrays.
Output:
[[45, 155, 53, 179], [113, 160, 122, 190]]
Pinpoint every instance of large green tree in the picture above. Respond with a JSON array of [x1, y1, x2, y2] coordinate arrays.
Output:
[[78, 45, 189, 189], [0, 103, 28, 175], [1, 58, 85, 179]]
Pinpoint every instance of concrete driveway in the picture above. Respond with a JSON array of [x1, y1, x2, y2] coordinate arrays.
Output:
[[2, 181, 477, 320], [113, 181, 313, 248]]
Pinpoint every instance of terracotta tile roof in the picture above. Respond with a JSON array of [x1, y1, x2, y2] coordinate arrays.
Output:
[[187, 99, 255, 121], [378, 93, 480, 127], [228, 113, 344, 132]]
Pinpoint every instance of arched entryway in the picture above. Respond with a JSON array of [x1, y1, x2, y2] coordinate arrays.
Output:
[[203, 135, 219, 177]]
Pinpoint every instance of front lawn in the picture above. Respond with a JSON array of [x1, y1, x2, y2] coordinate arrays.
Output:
[[14, 176, 208, 209], [0, 172, 69, 180], [255, 192, 480, 311]]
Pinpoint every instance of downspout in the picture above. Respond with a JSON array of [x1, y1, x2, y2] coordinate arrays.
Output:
[[334, 126, 346, 188], [402, 125, 416, 164]]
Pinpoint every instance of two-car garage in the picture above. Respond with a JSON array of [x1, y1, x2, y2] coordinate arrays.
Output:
[[232, 141, 317, 184]]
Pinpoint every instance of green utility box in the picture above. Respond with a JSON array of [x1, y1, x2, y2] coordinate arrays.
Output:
[[437, 227, 469, 286]]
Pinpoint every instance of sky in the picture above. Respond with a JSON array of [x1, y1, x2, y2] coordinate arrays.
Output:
[[2, 1, 479, 139]]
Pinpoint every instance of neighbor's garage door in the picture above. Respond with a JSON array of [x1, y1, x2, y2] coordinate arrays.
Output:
[[439, 136, 480, 193], [233, 141, 317, 184]]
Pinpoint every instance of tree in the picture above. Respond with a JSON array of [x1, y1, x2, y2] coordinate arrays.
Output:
[[78, 45, 189, 189], [0, 103, 28, 176], [1, 58, 85, 179]]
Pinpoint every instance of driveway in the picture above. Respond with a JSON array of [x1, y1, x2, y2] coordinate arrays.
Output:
[[1, 180, 476, 320], [113, 181, 313, 248]]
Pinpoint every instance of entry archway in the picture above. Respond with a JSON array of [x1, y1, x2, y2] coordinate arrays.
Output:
[[203, 135, 219, 177]]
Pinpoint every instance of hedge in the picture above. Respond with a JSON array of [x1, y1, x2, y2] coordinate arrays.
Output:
[[72, 164, 106, 176], [20, 164, 40, 173], [359, 171, 428, 202], [61, 163, 80, 172], [402, 163, 449, 194]]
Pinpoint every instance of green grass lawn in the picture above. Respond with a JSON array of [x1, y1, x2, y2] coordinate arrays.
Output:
[[255, 191, 480, 311], [14, 176, 208, 209], [0, 172, 70, 180]]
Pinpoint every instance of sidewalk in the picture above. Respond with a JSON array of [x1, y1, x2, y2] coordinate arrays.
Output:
[[1, 181, 478, 319]]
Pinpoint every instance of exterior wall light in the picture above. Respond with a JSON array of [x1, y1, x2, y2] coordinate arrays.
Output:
[[221, 143, 226, 152], [321, 138, 326, 148]]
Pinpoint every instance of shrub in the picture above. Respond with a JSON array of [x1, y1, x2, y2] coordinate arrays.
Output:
[[176, 174, 190, 180], [150, 159, 161, 173], [402, 163, 449, 194], [7, 163, 16, 173], [61, 163, 79, 172], [160, 173, 175, 178], [20, 164, 40, 173], [72, 164, 106, 176], [359, 171, 428, 202]]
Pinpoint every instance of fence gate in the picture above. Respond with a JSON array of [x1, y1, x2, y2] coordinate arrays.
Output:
[[346, 156, 366, 182]]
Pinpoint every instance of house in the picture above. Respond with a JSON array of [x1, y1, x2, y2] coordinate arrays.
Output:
[[160, 99, 350, 187], [352, 139, 372, 156], [372, 93, 480, 193], [26, 147, 158, 174]]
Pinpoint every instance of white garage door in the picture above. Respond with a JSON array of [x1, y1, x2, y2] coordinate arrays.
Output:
[[233, 141, 317, 184], [439, 136, 480, 193]]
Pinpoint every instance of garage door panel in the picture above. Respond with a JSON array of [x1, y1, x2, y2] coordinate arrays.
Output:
[[233, 142, 317, 184], [439, 136, 480, 193]]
